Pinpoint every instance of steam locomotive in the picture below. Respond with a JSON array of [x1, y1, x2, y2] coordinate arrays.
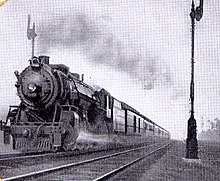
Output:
[[0, 15, 170, 152], [1, 55, 170, 152]]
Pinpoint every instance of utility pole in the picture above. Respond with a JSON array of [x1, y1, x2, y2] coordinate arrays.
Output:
[[186, 0, 203, 159]]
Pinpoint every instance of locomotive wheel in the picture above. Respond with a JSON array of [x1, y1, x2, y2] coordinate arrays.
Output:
[[62, 124, 78, 151]]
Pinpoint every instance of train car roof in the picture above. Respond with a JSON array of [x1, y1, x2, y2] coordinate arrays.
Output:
[[137, 113, 169, 133], [121, 102, 140, 114], [141, 115, 154, 124], [98, 88, 111, 95], [153, 123, 169, 133]]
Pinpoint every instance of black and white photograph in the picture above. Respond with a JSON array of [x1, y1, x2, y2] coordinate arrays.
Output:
[[0, 0, 219, 180]]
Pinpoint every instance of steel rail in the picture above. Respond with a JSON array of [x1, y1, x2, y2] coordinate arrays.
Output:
[[3, 142, 167, 181], [0, 140, 160, 161], [0, 151, 69, 162], [0, 142, 155, 162], [93, 142, 172, 181]]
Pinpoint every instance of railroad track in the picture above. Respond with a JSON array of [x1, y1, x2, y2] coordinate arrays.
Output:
[[0, 151, 67, 162], [2, 141, 173, 181], [0, 140, 160, 163]]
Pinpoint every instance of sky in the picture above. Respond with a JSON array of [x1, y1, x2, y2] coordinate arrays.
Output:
[[0, 0, 219, 139]]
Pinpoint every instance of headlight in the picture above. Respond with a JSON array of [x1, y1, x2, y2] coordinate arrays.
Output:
[[27, 83, 37, 92]]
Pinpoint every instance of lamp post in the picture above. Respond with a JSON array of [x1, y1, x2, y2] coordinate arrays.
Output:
[[186, 0, 203, 159]]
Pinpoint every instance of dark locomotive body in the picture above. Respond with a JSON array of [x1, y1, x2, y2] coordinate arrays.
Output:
[[1, 56, 170, 152]]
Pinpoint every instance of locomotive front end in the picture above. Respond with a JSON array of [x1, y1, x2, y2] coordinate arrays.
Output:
[[4, 56, 79, 152]]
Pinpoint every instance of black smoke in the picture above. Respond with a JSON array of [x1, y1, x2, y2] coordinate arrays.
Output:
[[36, 13, 172, 89]]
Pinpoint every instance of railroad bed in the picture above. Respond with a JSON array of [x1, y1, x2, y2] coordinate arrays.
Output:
[[1, 141, 172, 181]]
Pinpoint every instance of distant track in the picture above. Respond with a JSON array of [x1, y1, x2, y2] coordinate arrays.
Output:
[[2, 141, 172, 181]]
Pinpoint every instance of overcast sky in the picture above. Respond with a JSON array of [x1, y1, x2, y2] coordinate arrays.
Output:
[[0, 0, 219, 139]]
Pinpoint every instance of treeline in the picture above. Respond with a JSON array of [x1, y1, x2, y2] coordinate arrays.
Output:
[[199, 118, 220, 142], [201, 118, 220, 131]]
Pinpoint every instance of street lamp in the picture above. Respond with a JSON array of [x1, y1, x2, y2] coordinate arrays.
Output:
[[186, 0, 203, 159]]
